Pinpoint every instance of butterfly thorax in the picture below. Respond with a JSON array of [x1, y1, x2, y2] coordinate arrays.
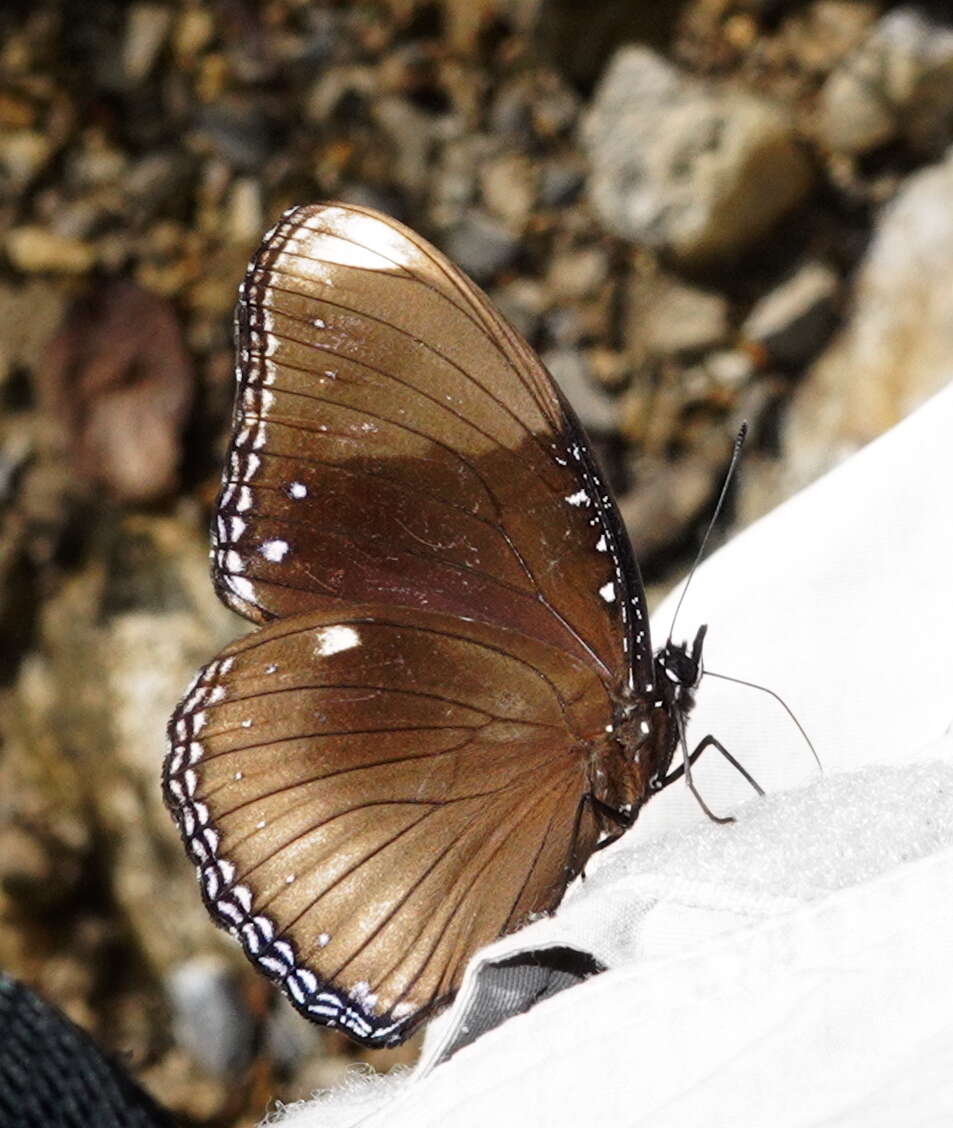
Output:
[[589, 625, 707, 828]]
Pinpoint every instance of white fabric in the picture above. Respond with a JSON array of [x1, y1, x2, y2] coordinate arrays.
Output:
[[271, 380, 953, 1128]]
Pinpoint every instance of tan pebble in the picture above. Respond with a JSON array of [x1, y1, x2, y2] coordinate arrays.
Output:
[[6, 227, 95, 274]]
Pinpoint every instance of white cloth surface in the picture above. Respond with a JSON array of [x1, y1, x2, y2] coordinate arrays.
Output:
[[271, 380, 953, 1128]]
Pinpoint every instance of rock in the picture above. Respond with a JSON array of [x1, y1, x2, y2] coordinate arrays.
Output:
[[66, 132, 128, 191], [265, 996, 322, 1072], [782, 1, 878, 74], [124, 151, 195, 221], [0, 281, 66, 374], [741, 261, 840, 367], [479, 153, 536, 231], [5, 227, 95, 274], [619, 373, 683, 450], [430, 135, 497, 228], [122, 3, 173, 84], [25, 513, 244, 975], [546, 245, 609, 304], [489, 70, 580, 142], [491, 277, 545, 342], [37, 280, 194, 504], [628, 273, 731, 358], [167, 956, 256, 1077], [442, 211, 519, 282], [818, 8, 953, 155], [705, 348, 755, 390], [583, 47, 814, 264], [173, 7, 215, 62], [543, 349, 617, 433], [0, 419, 32, 505], [538, 159, 585, 207], [542, 305, 585, 349], [620, 454, 721, 562], [372, 95, 435, 196], [192, 99, 272, 171], [587, 347, 630, 389], [224, 176, 263, 244], [781, 149, 953, 493], [305, 64, 375, 125], [0, 130, 52, 192], [537, 0, 682, 88]]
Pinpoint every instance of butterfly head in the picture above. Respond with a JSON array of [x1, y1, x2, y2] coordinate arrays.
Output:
[[656, 623, 707, 705]]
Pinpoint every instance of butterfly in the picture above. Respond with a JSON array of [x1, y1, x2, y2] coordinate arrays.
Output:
[[163, 203, 713, 1047]]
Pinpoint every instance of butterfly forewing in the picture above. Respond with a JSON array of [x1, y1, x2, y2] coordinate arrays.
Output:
[[212, 203, 650, 685], [164, 606, 605, 1046]]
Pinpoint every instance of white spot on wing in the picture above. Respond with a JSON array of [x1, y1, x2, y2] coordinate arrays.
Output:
[[566, 489, 590, 507], [288, 481, 308, 499], [314, 625, 360, 657], [599, 582, 616, 603], [228, 575, 256, 602], [260, 539, 290, 562]]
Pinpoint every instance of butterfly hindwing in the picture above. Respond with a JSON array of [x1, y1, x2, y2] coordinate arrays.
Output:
[[164, 605, 606, 1046]]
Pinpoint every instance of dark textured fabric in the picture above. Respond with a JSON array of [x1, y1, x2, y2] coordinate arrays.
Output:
[[438, 946, 604, 1062], [0, 974, 175, 1128]]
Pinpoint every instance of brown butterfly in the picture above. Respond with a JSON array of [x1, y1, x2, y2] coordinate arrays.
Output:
[[163, 203, 712, 1046]]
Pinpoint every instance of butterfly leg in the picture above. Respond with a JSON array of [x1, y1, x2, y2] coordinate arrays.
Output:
[[587, 794, 634, 858], [659, 733, 765, 824], [568, 793, 632, 882]]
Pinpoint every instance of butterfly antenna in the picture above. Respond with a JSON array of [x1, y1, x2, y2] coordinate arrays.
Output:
[[667, 422, 748, 644], [702, 669, 822, 771]]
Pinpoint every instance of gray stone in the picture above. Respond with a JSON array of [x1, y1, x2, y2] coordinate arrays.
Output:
[[543, 349, 617, 433], [629, 274, 731, 358], [741, 261, 840, 367], [491, 277, 545, 342], [265, 995, 322, 1072], [167, 956, 255, 1077], [538, 159, 585, 206], [818, 8, 953, 155], [192, 101, 271, 171], [430, 135, 496, 229], [782, 149, 953, 494], [124, 151, 194, 220], [372, 96, 435, 196], [619, 455, 720, 561], [583, 46, 814, 264], [443, 211, 519, 282]]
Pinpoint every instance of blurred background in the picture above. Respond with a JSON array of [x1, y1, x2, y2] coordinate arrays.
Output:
[[1, 0, 951, 1123]]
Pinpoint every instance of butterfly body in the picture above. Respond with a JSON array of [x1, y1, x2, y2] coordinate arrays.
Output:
[[164, 203, 704, 1046]]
